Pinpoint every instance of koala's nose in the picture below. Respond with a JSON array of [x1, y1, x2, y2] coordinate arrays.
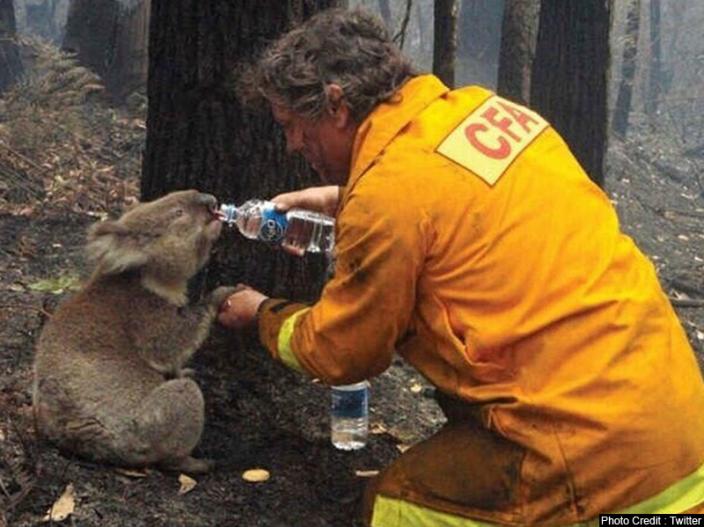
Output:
[[196, 193, 218, 211]]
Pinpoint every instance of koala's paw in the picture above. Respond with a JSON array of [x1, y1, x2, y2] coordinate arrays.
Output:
[[208, 285, 240, 309]]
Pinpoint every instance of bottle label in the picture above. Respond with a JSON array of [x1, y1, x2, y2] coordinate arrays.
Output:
[[258, 208, 288, 243], [331, 386, 369, 419]]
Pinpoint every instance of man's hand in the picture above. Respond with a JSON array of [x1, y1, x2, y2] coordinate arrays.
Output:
[[271, 185, 340, 217], [217, 284, 269, 329]]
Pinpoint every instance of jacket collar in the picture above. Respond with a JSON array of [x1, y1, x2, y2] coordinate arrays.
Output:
[[345, 75, 449, 194]]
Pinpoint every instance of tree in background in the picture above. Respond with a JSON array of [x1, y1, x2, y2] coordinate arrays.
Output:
[[530, 0, 610, 187], [142, 1, 340, 305], [377, 0, 391, 28], [0, 0, 23, 93], [647, 0, 661, 116], [457, 0, 504, 88], [496, 0, 538, 105], [612, 0, 641, 138], [22, 0, 63, 42], [433, 0, 458, 88], [63, 0, 149, 101]]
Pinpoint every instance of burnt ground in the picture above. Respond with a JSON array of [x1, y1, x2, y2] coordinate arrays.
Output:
[[1, 133, 703, 526]]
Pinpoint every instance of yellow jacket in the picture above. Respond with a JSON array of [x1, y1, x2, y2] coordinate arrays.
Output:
[[258, 75, 704, 523]]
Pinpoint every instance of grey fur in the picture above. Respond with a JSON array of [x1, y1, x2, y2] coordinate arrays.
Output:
[[33, 190, 235, 474]]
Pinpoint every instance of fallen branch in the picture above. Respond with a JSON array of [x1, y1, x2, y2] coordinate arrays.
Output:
[[0, 141, 45, 173], [670, 297, 704, 308], [0, 303, 53, 319]]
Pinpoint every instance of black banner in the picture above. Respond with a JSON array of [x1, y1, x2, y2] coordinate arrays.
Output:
[[600, 515, 704, 526]]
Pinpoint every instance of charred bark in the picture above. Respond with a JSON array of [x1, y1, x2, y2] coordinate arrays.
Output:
[[497, 0, 539, 105], [142, 1, 340, 305], [0, 0, 23, 93], [612, 0, 641, 138], [433, 0, 458, 88], [530, 0, 610, 188], [63, 0, 149, 101], [647, 0, 661, 115]]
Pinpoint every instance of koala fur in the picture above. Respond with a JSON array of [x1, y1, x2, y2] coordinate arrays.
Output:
[[33, 190, 235, 474]]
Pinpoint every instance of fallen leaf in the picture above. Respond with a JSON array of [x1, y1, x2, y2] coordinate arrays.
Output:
[[355, 470, 379, 478], [396, 444, 412, 453], [114, 468, 149, 478], [370, 422, 387, 435], [409, 383, 423, 394], [242, 468, 270, 483], [28, 275, 81, 295], [178, 474, 197, 495], [42, 483, 75, 522]]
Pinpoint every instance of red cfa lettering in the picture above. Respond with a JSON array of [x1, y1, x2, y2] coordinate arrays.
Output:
[[464, 99, 541, 160]]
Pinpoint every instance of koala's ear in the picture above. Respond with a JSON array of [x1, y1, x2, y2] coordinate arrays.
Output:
[[86, 220, 149, 275]]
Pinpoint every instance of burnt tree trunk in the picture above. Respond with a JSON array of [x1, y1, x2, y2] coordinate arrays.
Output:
[[377, 0, 391, 28], [142, 1, 340, 305], [0, 0, 23, 93], [433, 0, 458, 88], [612, 0, 641, 138], [497, 0, 539, 105], [530, 0, 610, 188], [23, 0, 62, 43], [63, 0, 149, 101], [647, 0, 661, 115]]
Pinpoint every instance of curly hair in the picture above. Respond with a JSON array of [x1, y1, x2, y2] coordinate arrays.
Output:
[[238, 7, 417, 123]]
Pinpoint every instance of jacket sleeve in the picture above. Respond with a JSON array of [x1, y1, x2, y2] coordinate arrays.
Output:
[[257, 179, 428, 385]]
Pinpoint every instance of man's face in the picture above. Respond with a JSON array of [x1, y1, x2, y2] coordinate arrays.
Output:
[[271, 100, 356, 186]]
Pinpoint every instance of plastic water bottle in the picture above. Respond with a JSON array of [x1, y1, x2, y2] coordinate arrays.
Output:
[[219, 199, 334, 254], [331, 381, 370, 450]]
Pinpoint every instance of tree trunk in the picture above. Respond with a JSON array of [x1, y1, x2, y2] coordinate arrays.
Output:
[[142, 0, 340, 305], [497, 0, 539, 105], [612, 0, 641, 138], [377, 0, 391, 28], [62, 0, 149, 101], [0, 0, 23, 93], [433, 0, 458, 88], [415, 1, 426, 58], [647, 0, 661, 115], [23, 0, 62, 42], [530, 0, 610, 188]]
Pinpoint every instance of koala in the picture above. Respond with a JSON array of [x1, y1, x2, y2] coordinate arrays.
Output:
[[33, 190, 235, 474]]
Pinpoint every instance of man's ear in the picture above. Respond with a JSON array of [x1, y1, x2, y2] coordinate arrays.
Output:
[[325, 83, 351, 128]]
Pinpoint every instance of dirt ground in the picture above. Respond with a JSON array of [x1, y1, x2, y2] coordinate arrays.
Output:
[[1, 128, 703, 526]]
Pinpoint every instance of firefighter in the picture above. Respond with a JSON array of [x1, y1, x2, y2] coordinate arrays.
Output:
[[218, 7, 704, 525]]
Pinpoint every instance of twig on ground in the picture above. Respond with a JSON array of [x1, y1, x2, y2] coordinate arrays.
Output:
[[0, 302, 53, 319], [670, 297, 704, 308], [0, 141, 45, 173], [0, 474, 10, 498]]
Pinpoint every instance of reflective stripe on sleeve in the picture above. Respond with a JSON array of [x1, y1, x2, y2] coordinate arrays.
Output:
[[277, 308, 310, 373], [371, 459, 704, 526]]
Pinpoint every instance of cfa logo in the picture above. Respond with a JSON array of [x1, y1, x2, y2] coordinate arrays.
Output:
[[437, 94, 549, 186]]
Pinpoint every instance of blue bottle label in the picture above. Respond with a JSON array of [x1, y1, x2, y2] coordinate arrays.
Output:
[[331, 386, 369, 419], [258, 207, 288, 243]]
